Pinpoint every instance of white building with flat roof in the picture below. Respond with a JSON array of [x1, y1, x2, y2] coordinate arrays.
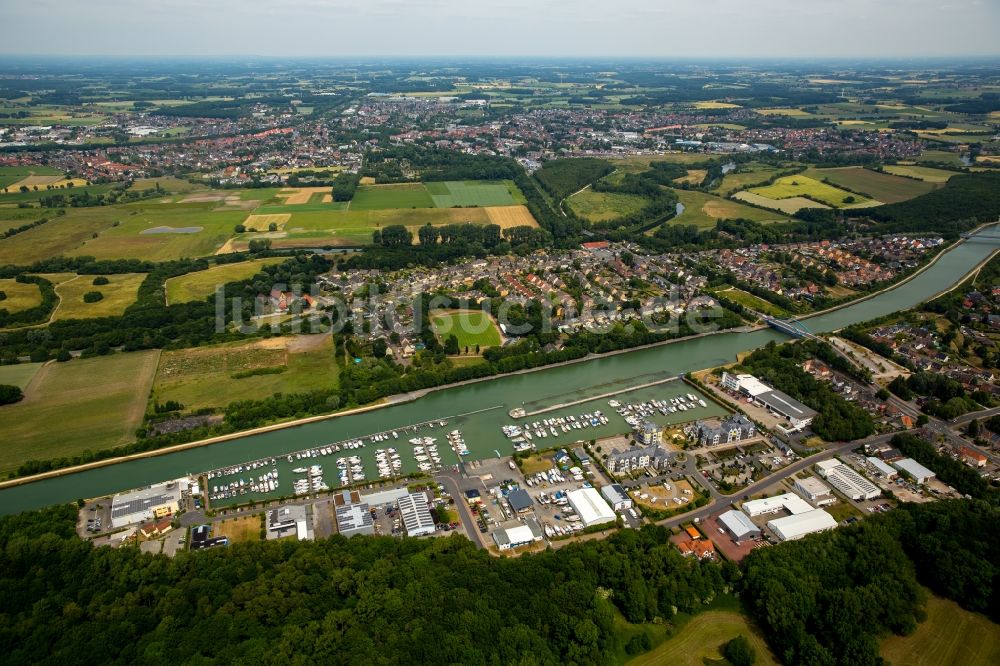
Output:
[[867, 457, 898, 479], [892, 458, 935, 484], [397, 492, 436, 537], [567, 488, 616, 527], [815, 460, 881, 501], [601, 484, 633, 512], [742, 492, 813, 517], [493, 518, 544, 550], [793, 477, 832, 502], [110, 478, 187, 528], [768, 509, 838, 541]]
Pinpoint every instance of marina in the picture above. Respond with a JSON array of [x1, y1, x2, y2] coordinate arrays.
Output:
[[0, 225, 996, 515]]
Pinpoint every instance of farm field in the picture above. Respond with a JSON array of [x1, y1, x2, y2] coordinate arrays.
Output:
[[880, 593, 1000, 666], [165, 258, 287, 304], [0, 362, 43, 390], [803, 166, 937, 203], [609, 153, 714, 174], [673, 169, 707, 185], [0, 208, 48, 234], [566, 189, 651, 222], [483, 205, 539, 229], [748, 175, 877, 208], [0, 165, 63, 190], [883, 164, 958, 183], [626, 610, 777, 666], [430, 310, 503, 351], [733, 191, 830, 214], [151, 335, 339, 412], [128, 177, 205, 194], [350, 183, 435, 210], [915, 150, 966, 166], [755, 107, 813, 117], [710, 164, 786, 196], [693, 101, 740, 109], [50, 273, 146, 321], [672, 190, 788, 229], [425, 180, 523, 207], [0, 350, 160, 475], [275, 187, 332, 205], [0, 278, 42, 313], [0, 208, 119, 265], [5, 175, 87, 191]]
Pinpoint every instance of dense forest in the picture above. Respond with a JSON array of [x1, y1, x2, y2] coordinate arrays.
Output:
[[0, 499, 996, 665]]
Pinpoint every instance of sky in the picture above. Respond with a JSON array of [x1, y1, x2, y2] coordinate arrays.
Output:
[[1, 0, 998, 58]]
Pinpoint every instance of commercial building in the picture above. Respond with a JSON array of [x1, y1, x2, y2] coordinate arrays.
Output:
[[793, 477, 832, 502], [866, 456, 898, 479], [335, 501, 374, 537], [606, 444, 669, 475], [600, 484, 633, 512], [742, 492, 813, 517], [815, 459, 880, 501], [718, 509, 761, 542], [567, 487, 616, 527], [721, 372, 817, 431], [493, 518, 544, 550], [507, 488, 534, 514], [268, 505, 313, 541], [397, 492, 436, 537], [892, 458, 936, 484], [767, 509, 838, 541], [110, 478, 187, 528], [694, 414, 756, 446]]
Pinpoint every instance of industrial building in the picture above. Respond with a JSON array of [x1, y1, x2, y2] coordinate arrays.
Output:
[[793, 476, 832, 502], [892, 458, 936, 484], [507, 488, 534, 514], [600, 484, 632, 512], [767, 509, 838, 541], [718, 509, 761, 542], [742, 492, 813, 517], [866, 457, 898, 479], [721, 372, 817, 431], [567, 487, 616, 527], [335, 502, 374, 537], [493, 518, 544, 550], [815, 459, 881, 501], [110, 478, 187, 528], [397, 492, 436, 537], [267, 505, 313, 541]]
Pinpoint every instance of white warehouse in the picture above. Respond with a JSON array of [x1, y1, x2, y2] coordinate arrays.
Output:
[[567, 488, 616, 527], [742, 492, 813, 517], [815, 459, 881, 501], [892, 458, 935, 484], [767, 509, 838, 541]]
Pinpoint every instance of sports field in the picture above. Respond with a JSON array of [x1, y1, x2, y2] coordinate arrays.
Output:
[[880, 594, 1000, 666], [151, 336, 338, 412], [626, 611, 777, 666], [567, 189, 651, 222], [430, 310, 502, 351], [748, 175, 877, 208], [165, 258, 287, 304], [0, 278, 43, 313], [49, 273, 146, 321], [883, 164, 957, 183], [0, 351, 160, 475], [804, 166, 937, 203], [672, 190, 789, 229]]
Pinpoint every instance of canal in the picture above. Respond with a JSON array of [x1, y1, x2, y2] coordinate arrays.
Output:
[[0, 226, 997, 514]]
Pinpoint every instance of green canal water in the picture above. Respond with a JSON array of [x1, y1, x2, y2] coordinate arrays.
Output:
[[1, 227, 997, 514]]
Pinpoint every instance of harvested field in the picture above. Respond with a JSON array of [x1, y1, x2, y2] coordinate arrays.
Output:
[[275, 187, 332, 205], [6, 175, 87, 191], [671, 190, 788, 229], [674, 169, 707, 185], [880, 593, 1000, 666], [804, 166, 937, 203], [733, 191, 830, 214], [242, 213, 291, 231], [883, 164, 957, 183], [0, 278, 43, 313], [755, 107, 813, 116], [483, 205, 539, 228], [693, 101, 740, 109]]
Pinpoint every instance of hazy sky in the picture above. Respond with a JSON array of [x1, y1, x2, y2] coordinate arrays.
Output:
[[1, 0, 998, 58]]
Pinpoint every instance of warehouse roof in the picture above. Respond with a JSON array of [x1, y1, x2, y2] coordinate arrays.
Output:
[[507, 488, 533, 512], [892, 458, 936, 482], [767, 509, 837, 541], [866, 457, 898, 477], [335, 502, 373, 535], [757, 389, 817, 421], [742, 492, 813, 516], [719, 510, 760, 539], [567, 488, 616, 526]]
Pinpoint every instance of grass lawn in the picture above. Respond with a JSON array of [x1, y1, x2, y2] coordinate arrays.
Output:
[[213, 515, 263, 543], [0, 207, 48, 234], [804, 166, 937, 203], [671, 190, 788, 229], [519, 453, 556, 475], [880, 592, 1000, 666], [733, 191, 830, 214], [50, 273, 146, 321], [151, 336, 338, 412], [430, 309, 502, 351], [0, 351, 159, 475], [566, 189, 651, 222], [350, 183, 436, 210], [165, 258, 287, 304], [750, 175, 877, 208], [883, 164, 958, 183], [712, 286, 789, 317], [627, 609, 778, 666], [0, 362, 43, 390], [0, 278, 43, 312]]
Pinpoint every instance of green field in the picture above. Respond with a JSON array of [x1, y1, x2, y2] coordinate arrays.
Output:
[[128, 177, 205, 194], [0, 362, 43, 390], [713, 286, 790, 317], [915, 150, 966, 166], [165, 258, 287, 304], [0, 165, 63, 189], [671, 190, 789, 229], [880, 593, 1000, 666], [50, 273, 146, 321], [803, 166, 937, 203], [350, 183, 436, 210], [710, 164, 785, 196], [566, 188, 651, 222], [151, 336, 338, 412], [627, 611, 777, 666], [0, 207, 49, 234], [350, 180, 522, 210], [0, 278, 43, 313], [0, 351, 159, 475], [430, 310, 502, 351], [0, 209, 119, 265], [749, 175, 877, 208], [883, 164, 958, 183]]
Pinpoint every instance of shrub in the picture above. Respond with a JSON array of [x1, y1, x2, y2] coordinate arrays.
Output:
[[0, 384, 24, 405], [92, 276, 109, 286], [83, 291, 104, 303]]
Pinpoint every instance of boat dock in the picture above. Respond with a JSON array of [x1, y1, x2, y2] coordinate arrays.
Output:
[[521, 376, 681, 418]]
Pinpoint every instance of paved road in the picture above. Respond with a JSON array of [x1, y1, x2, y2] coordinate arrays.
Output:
[[435, 472, 488, 550]]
